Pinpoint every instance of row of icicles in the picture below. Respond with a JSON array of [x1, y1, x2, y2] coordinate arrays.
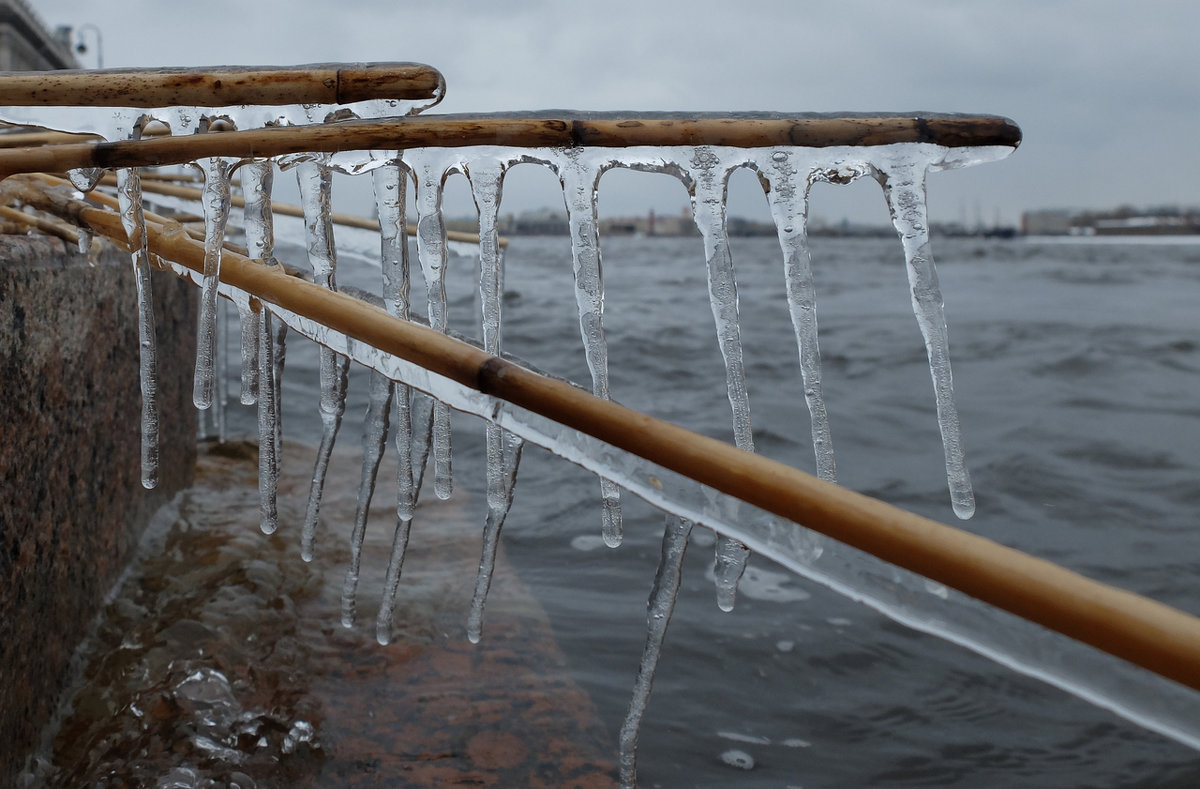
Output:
[[4, 101, 978, 783]]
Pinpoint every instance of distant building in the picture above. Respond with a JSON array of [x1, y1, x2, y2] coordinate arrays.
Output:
[[0, 0, 78, 71], [1021, 209, 1075, 236]]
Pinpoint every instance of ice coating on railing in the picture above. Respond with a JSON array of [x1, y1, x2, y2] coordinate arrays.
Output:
[[557, 149, 623, 547], [114, 167, 159, 489]]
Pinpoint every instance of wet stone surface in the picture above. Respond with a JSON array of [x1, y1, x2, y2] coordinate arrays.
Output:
[[25, 441, 617, 787], [0, 235, 196, 786]]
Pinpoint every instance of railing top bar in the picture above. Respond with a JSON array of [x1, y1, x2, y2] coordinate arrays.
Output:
[[0, 113, 1020, 179], [0, 63, 445, 107], [424, 111, 1022, 149]]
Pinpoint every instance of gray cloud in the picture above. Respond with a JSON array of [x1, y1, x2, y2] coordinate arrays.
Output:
[[30, 0, 1200, 224]]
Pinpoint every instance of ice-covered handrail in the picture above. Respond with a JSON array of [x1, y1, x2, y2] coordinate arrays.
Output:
[[0, 111, 1019, 176]]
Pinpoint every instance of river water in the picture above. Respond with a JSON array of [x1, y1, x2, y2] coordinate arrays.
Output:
[[30, 233, 1200, 787]]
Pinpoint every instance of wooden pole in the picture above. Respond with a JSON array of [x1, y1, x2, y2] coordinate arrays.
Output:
[[96, 172, 507, 248], [0, 63, 444, 107], [0, 113, 1020, 180], [0, 202, 79, 243], [6, 174, 1198, 697]]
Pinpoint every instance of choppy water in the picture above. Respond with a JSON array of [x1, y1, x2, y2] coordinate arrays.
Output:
[[31, 234, 1200, 787]]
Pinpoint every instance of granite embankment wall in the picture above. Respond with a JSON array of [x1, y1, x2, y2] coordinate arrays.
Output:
[[0, 235, 197, 782]]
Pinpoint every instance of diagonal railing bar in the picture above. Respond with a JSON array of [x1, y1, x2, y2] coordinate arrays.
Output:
[[8, 173, 1200, 700]]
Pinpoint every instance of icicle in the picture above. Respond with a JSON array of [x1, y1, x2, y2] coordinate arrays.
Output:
[[115, 166, 159, 489], [258, 310, 287, 536], [237, 159, 277, 405], [215, 297, 228, 443], [558, 149, 622, 547], [408, 152, 458, 500], [876, 156, 975, 519], [292, 157, 353, 560], [76, 226, 92, 255], [466, 426, 525, 644], [688, 147, 753, 610], [300, 352, 350, 562], [341, 370, 394, 627], [295, 158, 343, 404], [364, 161, 422, 637], [372, 163, 410, 318], [376, 393, 435, 646], [464, 156, 527, 643], [191, 156, 234, 410], [619, 515, 694, 789], [371, 162, 417, 519], [760, 150, 837, 483]]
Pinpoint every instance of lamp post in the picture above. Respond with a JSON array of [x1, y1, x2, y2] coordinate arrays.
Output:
[[74, 24, 103, 70]]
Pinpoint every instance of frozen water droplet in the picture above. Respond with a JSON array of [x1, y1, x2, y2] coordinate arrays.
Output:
[[720, 749, 756, 770]]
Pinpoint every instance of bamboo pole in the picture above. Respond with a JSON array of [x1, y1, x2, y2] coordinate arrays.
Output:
[[0, 202, 79, 243], [0, 113, 1021, 180], [0, 63, 444, 107], [6, 173, 1199, 697], [95, 172, 507, 248]]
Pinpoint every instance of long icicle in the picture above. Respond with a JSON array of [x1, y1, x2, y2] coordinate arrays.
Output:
[[215, 295, 228, 443], [296, 157, 351, 560], [558, 149, 622, 547], [409, 153, 456, 500], [876, 156, 975, 519], [376, 393, 434, 645], [341, 369, 393, 627], [761, 150, 837, 482], [257, 305, 281, 535], [619, 514, 694, 789], [245, 159, 282, 535], [191, 156, 233, 410], [236, 159, 276, 405], [114, 165, 159, 489], [346, 162, 420, 630], [689, 147, 753, 611], [466, 157, 526, 643]]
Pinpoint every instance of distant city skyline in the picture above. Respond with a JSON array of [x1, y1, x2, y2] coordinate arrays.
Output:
[[27, 1, 1200, 229]]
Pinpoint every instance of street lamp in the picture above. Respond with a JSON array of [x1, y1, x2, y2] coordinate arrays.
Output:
[[74, 24, 103, 70]]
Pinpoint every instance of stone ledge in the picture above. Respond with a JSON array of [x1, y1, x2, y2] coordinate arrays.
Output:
[[0, 234, 197, 784]]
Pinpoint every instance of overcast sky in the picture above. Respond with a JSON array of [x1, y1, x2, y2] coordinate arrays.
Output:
[[27, 0, 1200, 226]]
